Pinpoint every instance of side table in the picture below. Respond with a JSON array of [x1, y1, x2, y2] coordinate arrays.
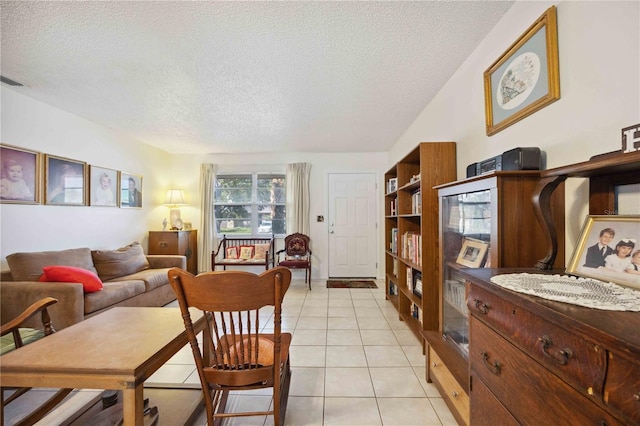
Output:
[[149, 230, 198, 274]]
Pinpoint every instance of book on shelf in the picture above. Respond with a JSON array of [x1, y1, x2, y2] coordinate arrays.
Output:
[[411, 191, 421, 214], [401, 231, 421, 265], [389, 199, 397, 216], [406, 266, 412, 288], [411, 303, 422, 322], [390, 228, 398, 254], [393, 259, 399, 277]]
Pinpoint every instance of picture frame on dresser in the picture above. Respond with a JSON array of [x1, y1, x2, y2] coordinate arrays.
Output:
[[89, 165, 119, 207], [0, 144, 41, 204], [567, 215, 640, 290], [456, 238, 489, 268], [45, 154, 87, 206], [484, 5, 560, 136]]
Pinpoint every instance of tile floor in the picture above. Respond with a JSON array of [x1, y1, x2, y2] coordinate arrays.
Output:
[[147, 278, 457, 425]]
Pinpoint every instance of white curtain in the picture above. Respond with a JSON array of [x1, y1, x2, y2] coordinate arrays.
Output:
[[198, 163, 218, 272], [286, 163, 311, 235]]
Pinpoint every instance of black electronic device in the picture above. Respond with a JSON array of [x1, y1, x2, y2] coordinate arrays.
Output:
[[466, 147, 541, 178]]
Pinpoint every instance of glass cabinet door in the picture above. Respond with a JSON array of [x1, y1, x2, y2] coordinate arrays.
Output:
[[441, 189, 492, 358]]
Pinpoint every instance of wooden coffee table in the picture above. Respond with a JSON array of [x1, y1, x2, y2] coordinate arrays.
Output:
[[1, 307, 205, 425]]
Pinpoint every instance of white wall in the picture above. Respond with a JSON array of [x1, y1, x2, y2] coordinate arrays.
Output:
[[170, 151, 388, 279], [0, 88, 174, 269], [389, 1, 640, 258]]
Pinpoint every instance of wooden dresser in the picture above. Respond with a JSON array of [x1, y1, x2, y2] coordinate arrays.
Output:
[[148, 230, 198, 275], [462, 268, 640, 425]]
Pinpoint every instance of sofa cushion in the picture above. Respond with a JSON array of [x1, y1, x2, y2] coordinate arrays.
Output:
[[109, 268, 171, 291], [7, 248, 97, 281], [91, 242, 150, 281], [83, 280, 146, 314], [39, 265, 103, 293]]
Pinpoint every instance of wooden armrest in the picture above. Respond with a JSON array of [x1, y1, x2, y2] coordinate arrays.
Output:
[[1, 297, 58, 337]]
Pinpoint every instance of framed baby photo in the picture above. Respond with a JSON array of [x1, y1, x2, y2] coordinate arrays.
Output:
[[567, 215, 640, 290], [45, 154, 87, 206], [119, 172, 143, 208], [0, 144, 41, 204], [89, 166, 119, 207], [456, 238, 489, 268]]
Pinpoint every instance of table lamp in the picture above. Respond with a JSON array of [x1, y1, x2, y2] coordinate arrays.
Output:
[[164, 189, 186, 230]]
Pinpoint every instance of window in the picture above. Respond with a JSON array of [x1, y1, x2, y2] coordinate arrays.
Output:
[[214, 173, 285, 236]]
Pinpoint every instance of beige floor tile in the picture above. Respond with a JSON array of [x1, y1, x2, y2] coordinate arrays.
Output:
[[377, 397, 442, 425], [364, 345, 410, 367], [350, 290, 376, 299], [355, 306, 386, 317], [328, 298, 353, 307], [360, 329, 399, 345], [326, 329, 362, 345], [325, 367, 375, 397], [370, 367, 426, 398], [352, 298, 379, 307], [394, 329, 421, 345], [357, 316, 392, 330], [323, 397, 382, 425], [300, 306, 329, 317], [296, 316, 328, 329], [292, 329, 328, 346], [327, 316, 359, 330], [402, 345, 426, 366], [290, 367, 325, 397], [327, 306, 356, 317], [325, 345, 368, 367], [147, 364, 196, 385], [282, 396, 325, 426], [221, 394, 271, 425], [290, 345, 327, 367], [429, 397, 460, 425]]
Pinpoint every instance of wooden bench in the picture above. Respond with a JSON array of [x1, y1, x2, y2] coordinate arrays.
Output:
[[211, 235, 275, 271]]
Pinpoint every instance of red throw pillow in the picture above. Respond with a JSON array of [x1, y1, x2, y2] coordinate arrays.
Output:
[[39, 265, 103, 293]]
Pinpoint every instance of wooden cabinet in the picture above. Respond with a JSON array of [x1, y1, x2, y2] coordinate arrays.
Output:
[[422, 172, 565, 425], [464, 268, 640, 425], [384, 142, 456, 343], [148, 230, 198, 275]]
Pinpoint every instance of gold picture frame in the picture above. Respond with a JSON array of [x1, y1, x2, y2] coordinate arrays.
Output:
[[567, 215, 640, 290], [484, 6, 560, 136], [0, 144, 42, 204], [45, 154, 87, 206], [456, 238, 489, 268], [119, 172, 143, 208]]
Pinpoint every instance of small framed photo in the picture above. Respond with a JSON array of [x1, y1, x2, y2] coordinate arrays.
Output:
[[456, 238, 489, 268], [0, 144, 41, 204], [89, 166, 119, 207], [45, 155, 87, 206], [412, 271, 423, 298], [567, 215, 640, 290], [120, 172, 143, 208], [183, 222, 193, 230]]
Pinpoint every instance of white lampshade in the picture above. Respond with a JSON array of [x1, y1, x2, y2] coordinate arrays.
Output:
[[164, 189, 186, 206]]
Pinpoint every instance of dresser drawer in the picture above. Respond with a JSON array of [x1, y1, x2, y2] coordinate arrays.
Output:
[[470, 316, 622, 425], [467, 282, 606, 397], [429, 346, 469, 425], [470, 371, 518, 426], [604, 351, 640, 424]]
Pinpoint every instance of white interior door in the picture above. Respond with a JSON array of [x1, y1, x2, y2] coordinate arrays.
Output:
[[328, 173, 377, 278]]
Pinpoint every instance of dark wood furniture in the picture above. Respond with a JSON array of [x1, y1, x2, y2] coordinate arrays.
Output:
[[211, 234, 275, 271], [423, 171, 565, 425], [0, 307, 206, 425], [276, 233, 312, 289], [168, 267, 292, 426], [384, 142, 457, 343], [149, 230, 198, 275], [463, 267, 640, 425], [1, 297, 73, 426]]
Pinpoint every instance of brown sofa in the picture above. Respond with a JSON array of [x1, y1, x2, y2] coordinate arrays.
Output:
[[1, 243, 184, 331]]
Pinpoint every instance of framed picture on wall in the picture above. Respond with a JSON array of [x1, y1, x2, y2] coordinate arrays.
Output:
[[45, 155, 87, 206], [567, 215, 640, 290], [119, 172, 143, 208], [89, 166, 119, 207], [483, 6, 560, 136], [0, 144, 41, 204]]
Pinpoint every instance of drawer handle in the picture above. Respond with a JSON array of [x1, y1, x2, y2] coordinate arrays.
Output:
[[538, 335, 572, 365], [634, 393, 640, 401], [451, 390, 459, 398], [474, 299, 489, 314], [481, 351, 501, 375], [159, 242, 168, 248]]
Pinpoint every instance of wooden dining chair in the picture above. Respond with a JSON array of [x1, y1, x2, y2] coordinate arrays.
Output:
[[1, 297, 73, 426], [276, 232, 312, 289], [168, 266, 292, 426]]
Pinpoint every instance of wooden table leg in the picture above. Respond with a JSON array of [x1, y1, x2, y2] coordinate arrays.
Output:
[[122, 385, 144, 425]]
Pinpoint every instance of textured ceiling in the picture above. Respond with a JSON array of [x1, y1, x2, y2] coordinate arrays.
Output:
[[1, 1, 513, 154]]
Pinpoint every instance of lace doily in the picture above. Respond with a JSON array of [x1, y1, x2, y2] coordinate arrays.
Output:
[[490, 273, 640, 312]]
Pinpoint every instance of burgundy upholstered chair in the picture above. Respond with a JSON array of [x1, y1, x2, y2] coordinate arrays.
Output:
[[277, 233, 312, 289]]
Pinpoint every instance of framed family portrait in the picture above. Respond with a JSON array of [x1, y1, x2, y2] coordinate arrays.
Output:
[[483, 6, 560, 136], [120, 172, 143, 208], [456, 238, 489, 268], [567, 215, 640, 290], [89, 166, 119, 207], [45, 155, 87, 206], [0, 144, 41, 204]]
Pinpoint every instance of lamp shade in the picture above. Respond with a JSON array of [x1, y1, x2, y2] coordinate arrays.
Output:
[[164, 189, 186, 206]]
